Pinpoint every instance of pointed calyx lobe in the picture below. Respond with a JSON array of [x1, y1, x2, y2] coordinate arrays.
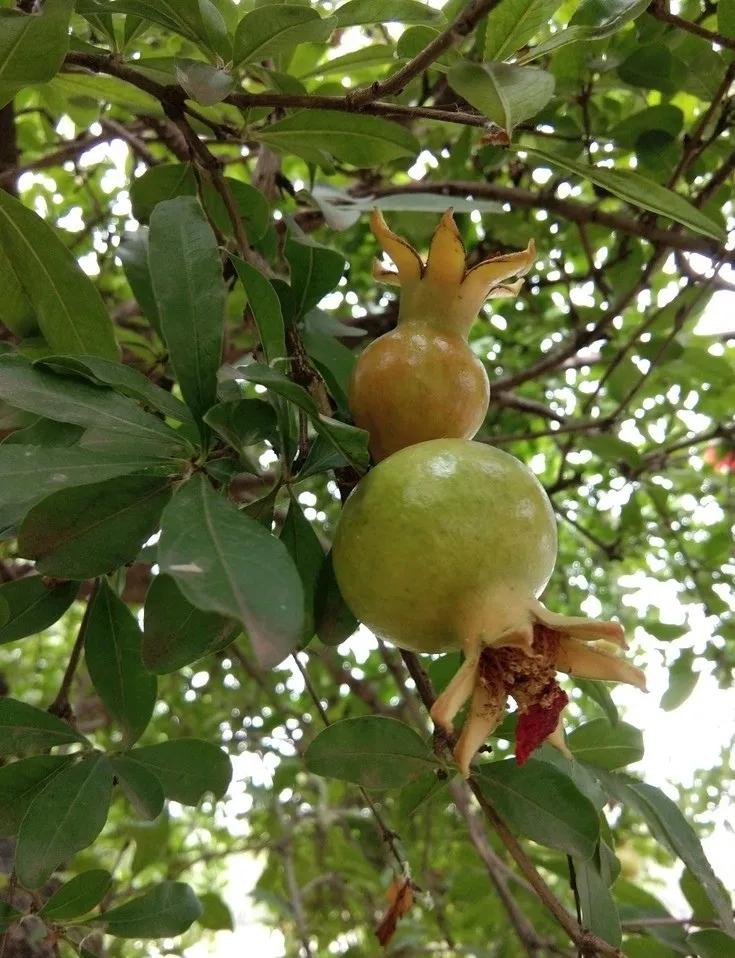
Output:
[[433, 614, 646, 777], [370, 208, 535, 334]]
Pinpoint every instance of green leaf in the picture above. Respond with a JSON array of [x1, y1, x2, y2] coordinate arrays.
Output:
[[681, 868, 718, 922], [175, 58, 234, 106], [689, 930, 735, 958], [230, 257, 287, 363], [618, 44, 677, 95], [18, 475, 173, 580], [398, 771, 451, 821], [0, 244, 37, 337], [100, 881, 202, 938], [85, 582, 157, 746], [0, 445, 171, 519], [0, 755, 72, 836], [0, 192, 118, 360], [305, 716, 436, 790], [40, 870, 112, 921], [611, 105, 684, 151], [203, 399, 278, 457], [334, 0, 443, 27], [313, 551, 359, 647], [0, 0, 73, 105], [197, 892, 234, 931], [159, 476, 304, 669], [202, 179, 271, 244], [38, 355, 193, 424], [448, 61, 554, 134], [568, 719, 643, 770], [15, 753, 114, 889], [303, 327, 356, 412], [298, 433, 351, 480], [256, 110, 419, 168], [280, 498, 324, 641], [476, 758, 599, 859], [285, 234, 346, 320], [110, 755, 165, 821], [574, 679, 619, 726], [298, 43, 395, 80], [0, 698, 88, 756], [520, 0, 651, 61], [149, 197, 225, 426], [0, 577, 77, 646], [234, 5, 335, 66], [519, 146, 725, 242], [130, 164, 197, 224], [660, 649, 699, 712], [231, 363, 369, 472], [142, 574, 238, 674], [123, 738, 232, 805], [484, 0, 561, 61], [117, 229, 162, 334], [573, 855, 622, 947], [77, 0, 221, 51], [0, 901, 21, 933], [720, 0, 735, 38], [0, 356, 188, 456]]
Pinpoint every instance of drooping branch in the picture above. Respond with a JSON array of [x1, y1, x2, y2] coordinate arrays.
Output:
[[649, 0, 735, 51]]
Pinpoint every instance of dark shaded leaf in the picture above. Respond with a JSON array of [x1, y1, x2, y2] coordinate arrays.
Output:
[[15, 753, 114, 888], [100, 881, 202, 938], [230, 256, 287, 363], [123, 739, 232, 805], [0, 577, 78, 645], [0, 755, 72, 836], [142, 574, 239, 674], [18, 475, 173, 579], [305, 716, 437, 789], [111, 755, 165, 821], [40, 870, 112, 921], [280, 497, 324, 640], [567, 719, 643, 769], [158, 475, 304, 669], [0, 698, 88, 756], [85, 582, 157, 745]]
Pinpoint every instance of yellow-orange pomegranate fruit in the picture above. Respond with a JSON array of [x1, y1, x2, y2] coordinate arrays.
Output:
[[349, 210, 535, 460]]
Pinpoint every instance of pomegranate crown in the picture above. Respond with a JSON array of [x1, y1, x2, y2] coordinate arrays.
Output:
[[370, 208, 535, 329]]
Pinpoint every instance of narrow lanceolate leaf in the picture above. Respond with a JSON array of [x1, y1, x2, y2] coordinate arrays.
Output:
[[0, 191, 117, 359], [130, 164, 197, 223], [601, 773, 734, 934], [520, 145, 725, 242], [304, 716, 437, 790], [118, 230, 161, 334], [0, 698, 88, 756], [149, 197, 225, 426], [40, 870, 112, 921], [0, 445, 169, 508], [229, 257, 287, 364], [334, 0, 443, 27], [0, 0, 74, 105], [110, 756, 165, 821], [484, 0, 562, 61], [0, 356, 189, 456], [18, 475, 173, 580], [519, 0, 651, 61], [448, 61, 555, 134], [143, 574, 239, 674], [85, 582, 157, 746], [659, 649, 699, 711], [285, 234, 346, 320], [99, 881, 202, 939], [229, 363, 370, 473], [123, 738, 232, 805], [234, 5, 335, 66], [38, 355, 193, 424], [15, 753, 114, 889], [280, 498, 324, 641], [0, 577, 78, 646], [567, 719, 644, 770], [0, 755, 72, 836], [476, 759, 599, 859], [255, 110, 419, 168], [573, 855, 622, 947], [158, 475, 304, 669]]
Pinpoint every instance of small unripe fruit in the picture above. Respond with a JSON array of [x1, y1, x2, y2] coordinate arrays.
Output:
[[349, 210, 535, 460]]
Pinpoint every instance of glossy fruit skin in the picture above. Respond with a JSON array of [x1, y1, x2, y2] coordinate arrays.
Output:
[[332, 439, 557, 654], [349, 323, 490, 461]]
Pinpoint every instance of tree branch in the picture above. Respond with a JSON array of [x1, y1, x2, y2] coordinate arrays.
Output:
[[348, 0, 499, 106], [650, 0, 735, 51], [47, 580, 96, 721]]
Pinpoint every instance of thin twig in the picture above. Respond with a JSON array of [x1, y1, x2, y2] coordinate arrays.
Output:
[[48, 579, 99, 721], [650, 0, 735, 51]]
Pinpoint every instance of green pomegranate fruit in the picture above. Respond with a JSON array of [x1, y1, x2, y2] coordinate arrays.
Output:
[[332, 439, 645, 774]]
